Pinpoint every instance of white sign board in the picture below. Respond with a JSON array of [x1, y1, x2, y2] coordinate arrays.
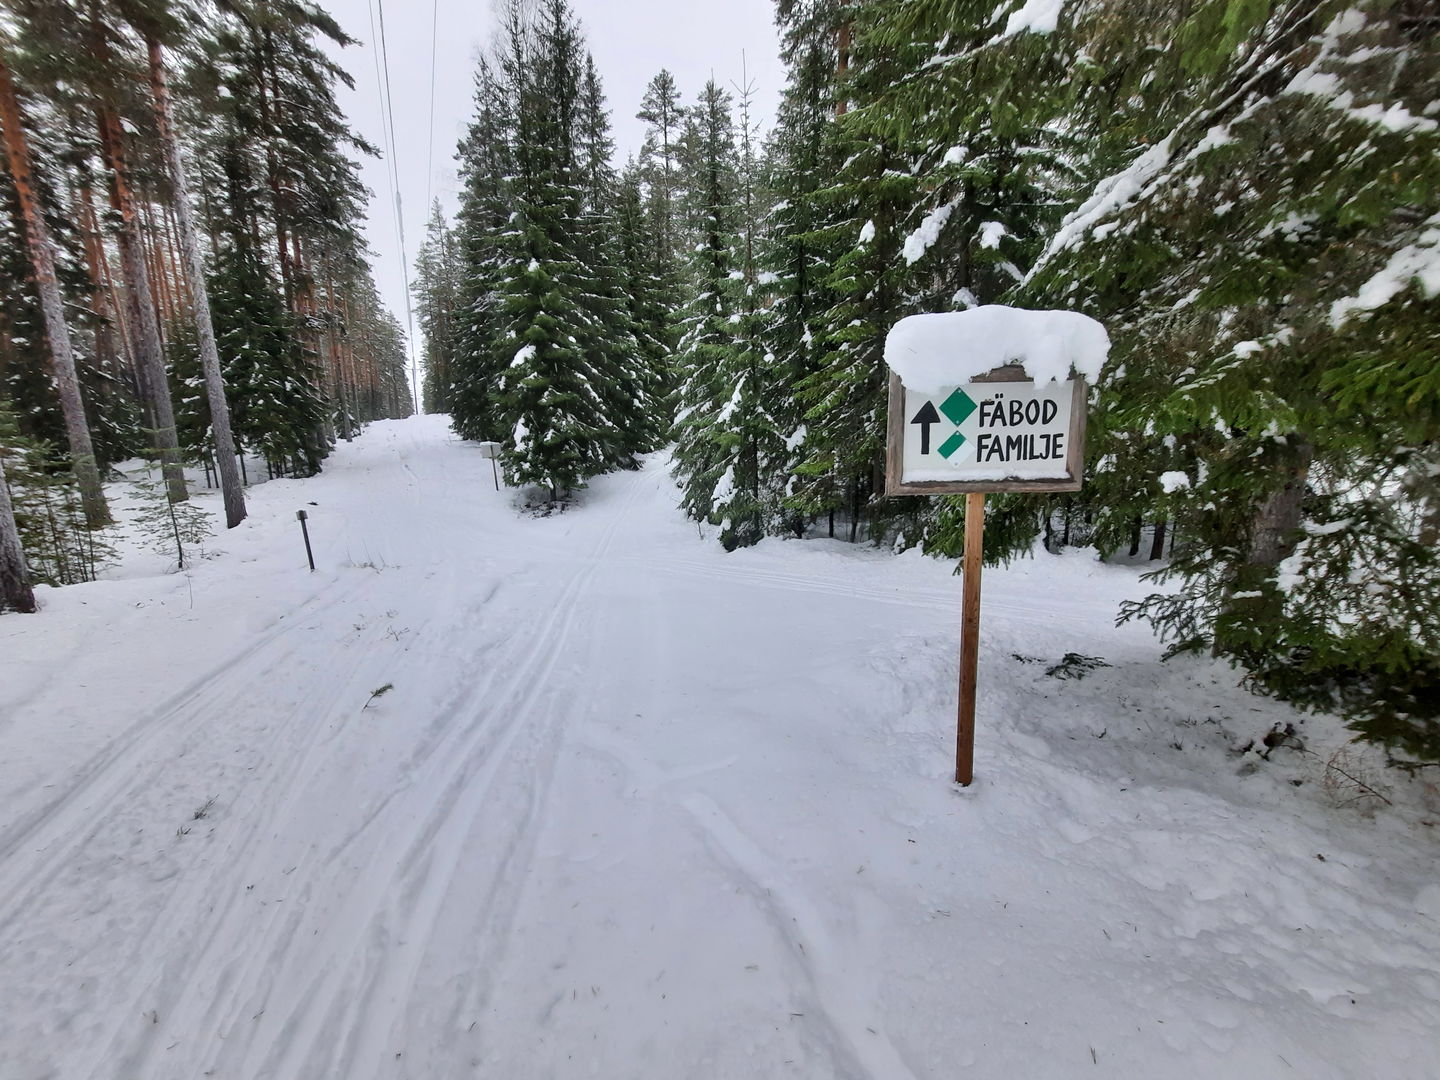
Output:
[[885, 367, 1086, 494], [478, 441, 502, 460]]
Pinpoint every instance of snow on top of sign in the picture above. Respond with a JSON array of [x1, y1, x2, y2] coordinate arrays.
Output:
[[884, 305, 1109, 388]]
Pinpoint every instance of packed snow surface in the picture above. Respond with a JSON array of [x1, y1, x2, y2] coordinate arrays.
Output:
[[886, 305, 1110, 388], [2, 416, 1438, 1080]]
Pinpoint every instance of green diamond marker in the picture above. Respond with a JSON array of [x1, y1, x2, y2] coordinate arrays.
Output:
[[938, 431, 966, 459], [940, 388, 977, 427]]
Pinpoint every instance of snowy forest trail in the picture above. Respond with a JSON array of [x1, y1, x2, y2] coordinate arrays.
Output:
[[2, 416, 1438, 1080]]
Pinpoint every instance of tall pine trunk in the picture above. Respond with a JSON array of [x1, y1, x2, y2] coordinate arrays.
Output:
[[148, 39, 245, 528], [0, 54, 112, 528], [95, 98, 187, 504], [0, 453, 36, 613], [79, 182, 136, 385]]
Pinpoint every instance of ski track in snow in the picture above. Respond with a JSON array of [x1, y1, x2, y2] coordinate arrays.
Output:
[[580, 726, 920, 1080], [86, 467, 645, 1080], [2, 417, 1439, 1080]]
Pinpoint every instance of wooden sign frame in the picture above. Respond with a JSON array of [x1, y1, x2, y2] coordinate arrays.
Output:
[[884, 364, 1088, 496]]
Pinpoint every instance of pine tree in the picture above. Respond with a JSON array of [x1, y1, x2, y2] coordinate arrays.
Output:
[[143, 33, 245, 527], [184, 0, 374, 465], [635, 66, 689, 329], [343, 271, 412, 421], [0, 36, 113, 526], [0, 444, 36, 612], [636, 69, 684, 267], [78, 7, 189, 504]]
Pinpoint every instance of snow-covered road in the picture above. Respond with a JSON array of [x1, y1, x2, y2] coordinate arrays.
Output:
[[2, 416, 1437, 1079]]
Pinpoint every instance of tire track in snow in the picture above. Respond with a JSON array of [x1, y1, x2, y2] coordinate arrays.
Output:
[[212, 471, 649, 1079], [0, 575, 367, 926], [92, 569, 537, 1079], [75, 603, 415, 1080], [65, 558, 547, 1079], [680, 792, 923, 1080], [627, 555, 967, 616], [83, 566, 514, 1078], [573, 735, 920, 1080], [629, 554, 1113, 629]]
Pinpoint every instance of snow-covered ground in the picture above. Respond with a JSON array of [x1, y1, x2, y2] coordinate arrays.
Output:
[[2, 415, 1438, 1080]]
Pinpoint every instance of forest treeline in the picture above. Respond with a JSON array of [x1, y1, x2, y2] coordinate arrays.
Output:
[[417, 0, 1438, 760], [0, 0, 410, 610]]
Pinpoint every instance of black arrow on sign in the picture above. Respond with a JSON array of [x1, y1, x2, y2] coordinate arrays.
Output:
[[910, 400, 942, 454]]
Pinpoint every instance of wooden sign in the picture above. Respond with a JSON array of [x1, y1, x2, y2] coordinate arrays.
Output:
[[882, 307, 1105, 789], [885, 364, 1087, 496]]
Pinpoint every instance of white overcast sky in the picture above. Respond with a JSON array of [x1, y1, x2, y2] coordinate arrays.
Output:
[[319, 0, 785, 374]]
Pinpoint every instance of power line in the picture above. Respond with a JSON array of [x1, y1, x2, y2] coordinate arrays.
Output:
[[365, 0, 403, 405], [365, 2, 395, 179], [372, 0, 421, 416], [426, 0, 439, 214]]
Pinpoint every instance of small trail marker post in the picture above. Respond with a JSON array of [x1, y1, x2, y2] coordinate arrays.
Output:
[[478, 441, 502, 491], [884, 307, 1106, 786], [296, 509, 315, 572]]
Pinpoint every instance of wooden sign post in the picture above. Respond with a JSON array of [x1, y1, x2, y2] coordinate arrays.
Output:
[[955, 492, 984, 785], [885, 340, 1096, 786]]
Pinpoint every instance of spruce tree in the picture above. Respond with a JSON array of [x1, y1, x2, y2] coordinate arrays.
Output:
[[670, 80, 745, 532], [0, 405, 111, 588], [450, 52, 515, 443], [788, 6, 926, 543], [764, 1, 849, 537], [487, 0, 622, 498], [571, 54, 656, 466], [705, 77, 789, 549], [208, 241, 325, 477], [1026, 0, 1440, 758], [414, 201, 462, 414], [615, 161, 675, 433]]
